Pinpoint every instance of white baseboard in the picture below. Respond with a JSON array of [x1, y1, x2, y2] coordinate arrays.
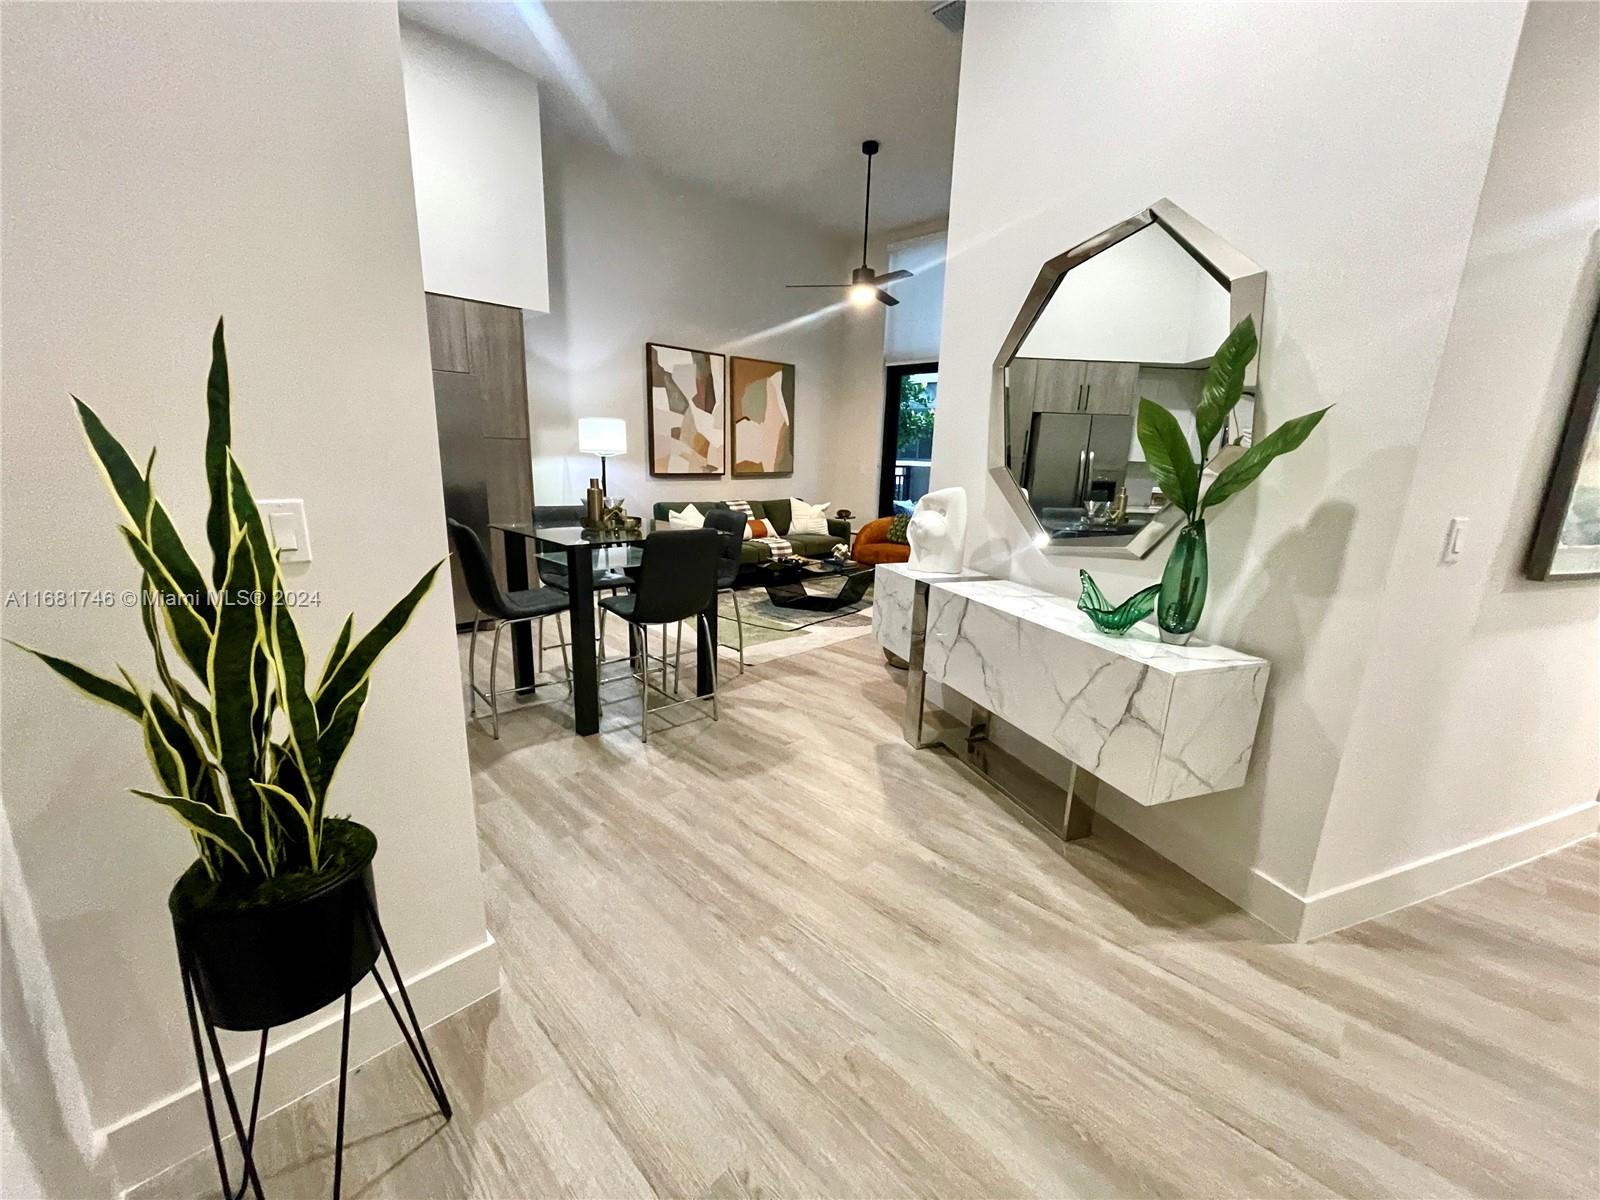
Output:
[[1100, 793, 1596, 942], [1088, 791, 1306, 939], [924, 701, 1598, 943], [108, 932, 499, 1193], [1290, 802, 1599, 940]]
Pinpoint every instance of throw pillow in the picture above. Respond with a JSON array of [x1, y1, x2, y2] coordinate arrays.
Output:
[[788, 497, 831, 536], [748, 518, 772, 539], [667, 503, 705, 530], [886, 515, 911, 544]]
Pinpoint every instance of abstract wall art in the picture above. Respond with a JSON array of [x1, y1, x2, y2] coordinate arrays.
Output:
[[730, 356, 795, 478], [645, 343, 726, 476]]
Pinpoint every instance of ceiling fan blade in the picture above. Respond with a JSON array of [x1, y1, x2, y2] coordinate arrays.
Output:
[[875, 290, 900, 307], [870, 269, 913, 285], [785, 283, 850, 289]]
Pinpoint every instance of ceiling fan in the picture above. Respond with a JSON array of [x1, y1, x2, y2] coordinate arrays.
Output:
[[787, 140, 912, 307]]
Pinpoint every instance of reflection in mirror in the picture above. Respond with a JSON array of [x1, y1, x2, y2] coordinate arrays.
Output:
[[1000, 211, 1259, 552]]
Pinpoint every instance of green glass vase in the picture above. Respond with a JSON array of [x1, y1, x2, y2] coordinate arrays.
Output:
[[1158, 519, 1208, 645]]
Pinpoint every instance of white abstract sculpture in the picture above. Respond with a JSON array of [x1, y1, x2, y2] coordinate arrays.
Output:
[[907, 486, 968, 573]]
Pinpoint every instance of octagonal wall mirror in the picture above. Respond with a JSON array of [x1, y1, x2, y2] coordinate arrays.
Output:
[[992, 199, 1266, 557]]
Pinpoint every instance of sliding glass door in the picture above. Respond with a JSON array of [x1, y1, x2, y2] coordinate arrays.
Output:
[[878, 362, 938, 518]]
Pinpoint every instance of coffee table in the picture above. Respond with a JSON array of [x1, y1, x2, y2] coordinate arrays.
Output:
[[754, 556, 876, 612]]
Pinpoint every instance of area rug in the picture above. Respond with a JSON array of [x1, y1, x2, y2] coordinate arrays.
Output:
[[717, 575, 873, 665]]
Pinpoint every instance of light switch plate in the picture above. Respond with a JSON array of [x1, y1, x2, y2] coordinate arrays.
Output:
[[259, 499, 312, 564]]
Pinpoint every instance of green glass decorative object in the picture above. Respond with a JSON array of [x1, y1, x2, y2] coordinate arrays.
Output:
[[1158, 520, 1209, 644], [1077, 570, 1159, 635]]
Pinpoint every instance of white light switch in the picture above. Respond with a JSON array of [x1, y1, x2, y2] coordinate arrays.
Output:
[[259, 499, 312, 564], [1442, 516, 1468, 564]]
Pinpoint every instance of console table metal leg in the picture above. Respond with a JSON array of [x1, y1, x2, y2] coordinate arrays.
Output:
[[901, 579, 936, 748]]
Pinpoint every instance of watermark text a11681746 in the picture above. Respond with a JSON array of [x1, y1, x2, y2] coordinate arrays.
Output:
[[4, 587, 321, 610]]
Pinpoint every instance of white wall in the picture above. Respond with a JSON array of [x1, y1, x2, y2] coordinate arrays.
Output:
[[935, 1, 1594, 937], [1303, 0, 1600, 918], [1016, 225, 1231, 364], [526, 134, 867, 518], [1, 2, 494, 1187], [400, 19, 550, 312]]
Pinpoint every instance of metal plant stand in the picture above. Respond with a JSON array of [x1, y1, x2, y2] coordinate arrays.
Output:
[[175, 893, 452, 1200]]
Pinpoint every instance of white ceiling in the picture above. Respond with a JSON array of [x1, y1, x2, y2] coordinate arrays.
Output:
[[397, 1, 962, 238]]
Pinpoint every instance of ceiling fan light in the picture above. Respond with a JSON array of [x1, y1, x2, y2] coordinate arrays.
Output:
[[849, 284, 877, 308]]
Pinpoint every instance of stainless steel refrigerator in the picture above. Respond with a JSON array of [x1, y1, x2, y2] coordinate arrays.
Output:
[[1023, 411, 1134, 515]]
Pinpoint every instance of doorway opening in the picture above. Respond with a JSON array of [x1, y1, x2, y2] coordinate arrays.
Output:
[[878, 362, 938, 517]]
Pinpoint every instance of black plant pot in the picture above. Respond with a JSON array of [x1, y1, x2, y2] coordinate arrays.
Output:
[[168, 819, 381, 1031]]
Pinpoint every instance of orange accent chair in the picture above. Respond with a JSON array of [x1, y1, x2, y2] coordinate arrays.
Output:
[[852, 517, 911, 566]]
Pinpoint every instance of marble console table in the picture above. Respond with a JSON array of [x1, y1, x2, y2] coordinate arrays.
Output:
[[872, 563, 1269, 843]]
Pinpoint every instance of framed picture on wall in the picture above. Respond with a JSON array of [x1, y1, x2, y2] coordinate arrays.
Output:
[[729, 356, 795, 478], [645, 343, 726, 476], [1526, 306, 1600, 579]]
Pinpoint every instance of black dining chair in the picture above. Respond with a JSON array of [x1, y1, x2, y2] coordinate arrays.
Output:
[[447, 518, 571, 739], [598, 529, 721, 742], [682, 508, 746, 678]]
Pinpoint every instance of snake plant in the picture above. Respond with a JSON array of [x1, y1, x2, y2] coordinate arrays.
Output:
[[8, 321, 441, 884]]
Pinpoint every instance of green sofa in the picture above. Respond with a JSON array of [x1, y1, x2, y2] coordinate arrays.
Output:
[[651, 499, 850, 565]]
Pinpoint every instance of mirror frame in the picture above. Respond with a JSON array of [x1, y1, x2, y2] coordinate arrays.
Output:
[[990, 199, 1266, 559]]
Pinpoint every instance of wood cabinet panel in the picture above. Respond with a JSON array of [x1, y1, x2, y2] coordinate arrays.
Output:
[[425, 293, 470, 373], [467, 302, 529, 439], [1031, 360, 1087, 413], [1080, 361, 1140, 415]]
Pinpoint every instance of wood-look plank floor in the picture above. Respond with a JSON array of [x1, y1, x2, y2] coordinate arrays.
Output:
[[133, 628, 1600, 1199]]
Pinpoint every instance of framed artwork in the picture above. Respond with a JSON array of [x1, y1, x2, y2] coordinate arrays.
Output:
[[646, 343, 726, 476], [1526, 306, 1600, 579], [730, 356, 795, 478]]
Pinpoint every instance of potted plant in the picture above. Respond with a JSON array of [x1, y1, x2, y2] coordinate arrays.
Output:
[[8, 320, 442, 1032], [1137, 316, 1331, 643]]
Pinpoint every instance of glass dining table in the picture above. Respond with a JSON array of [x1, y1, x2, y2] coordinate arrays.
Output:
[[488, 522, 719, 735]]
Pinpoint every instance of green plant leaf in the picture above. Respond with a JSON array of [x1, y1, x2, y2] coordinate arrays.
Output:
[[316, 680, 370, 799], [252, 781, 318, 870], [317, 616, 354, 694], [270, 596, 322, 810], [208, 529, 266, 850], [141, 705, 187, 798], [205, 318, 233, 590], [1137, 399, 1199, 520], [121, 528, 213, 678], [130, 789, 263, 875], [76, 398, 213, 626], [315, 561, 443, 727], [149, 693, 206, 801], [1194, 316, 1258, 458], [4, 641, 143, 718], [1200, 406, 1332, 513], [226, 454, 277, 591]]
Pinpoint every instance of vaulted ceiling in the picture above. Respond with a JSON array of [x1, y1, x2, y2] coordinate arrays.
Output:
[[398, 1, 962, 236]]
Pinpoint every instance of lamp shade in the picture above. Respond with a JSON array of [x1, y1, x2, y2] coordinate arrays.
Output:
[[578, 417, 627, 457]]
